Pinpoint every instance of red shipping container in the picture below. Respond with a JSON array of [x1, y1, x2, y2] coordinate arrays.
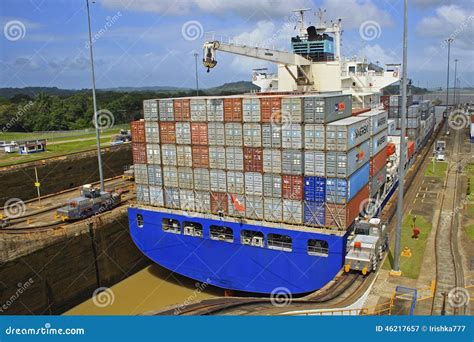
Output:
[[174, 98, 191, 121], [131, 120, 146, 143], [211, 192, 228, 214], [407, 141, 415, 159], [282, 175, 303, 200], [132, 142, 147, 164], [191, 123, 208, 145], [192, 146, 209, 168], [159, 122, 176, 144], [325, 185, 369, 229], [243, 147, 263, 172], [386, 142, 396, 157], [352, 108, 371, 116], [370, 146, 387, 176], [224, 98, 243, 122], [261, 97, 281, 123]]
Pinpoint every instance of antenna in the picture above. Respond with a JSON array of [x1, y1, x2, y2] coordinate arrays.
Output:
[[316, 8, 327, 27], [292, 8, 311, 36]]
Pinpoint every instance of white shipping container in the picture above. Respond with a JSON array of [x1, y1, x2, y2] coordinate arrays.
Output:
[[176, 145, 192, 167], [407, 117, 421, 128], [304, 151, 325, 176], [178, 167, 193, 189], [245, 195, 264, 220], [263, 174, 282, 198], [149, 185, 164, 206], [370, 129, 388, 156], [226, 147, 244, 171], [164, 187, 180, 209], [145, 121, 160, 143], [175, 122, 191, 145], [282, 123, 302, 149], [244, 172, 263, 196], [210, 169, 227, 192], [304, 124, 325, 150], [326, 116, 370, 151], [387, 119, 397, 135], [242, 98, 261, 122], [208, 122, 225, 145], [225, 123, 243, 146], [161, 144, 177, 166], [243, 123, 262, 147], [134, 164, 148, 184], [263, 149, 282, 173], [282, 150, 303, 175], [180, 189, 195, 212], [195, 191, 211, 213], [207, 98, 224, 121], [147, 164, 162, 186], [209, 146, 226, 169], [262, 123, 282, 148], [360, 109, 388, 136], [227, 171, 244, 194], [136, 184, 150, 204], [283, 199, 303, 224], [194, 168, 210, 191], [264, 198, 283, 222], [146, 143, 161, 164], [281, 98, 303, 123], [163, 166, 178, 188], [158, 99, 174, 121], [190, 99, 207, 121], [143, 100, 158, 121]]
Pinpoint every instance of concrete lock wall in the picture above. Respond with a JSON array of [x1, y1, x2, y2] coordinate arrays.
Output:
[[0, 207, 150, 315], [0, 144, 132, 206]]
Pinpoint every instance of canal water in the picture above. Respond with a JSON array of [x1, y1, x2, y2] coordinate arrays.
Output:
[[65, 264, 222, 315]]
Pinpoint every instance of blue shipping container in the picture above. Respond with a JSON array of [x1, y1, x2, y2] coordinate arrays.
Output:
[[304, 201, 325, 226], [325, 162, 369, 204], [304, 176, 326, 203]]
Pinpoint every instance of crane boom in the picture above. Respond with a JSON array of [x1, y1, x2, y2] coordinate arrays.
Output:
[[204, 41, 311, 67]]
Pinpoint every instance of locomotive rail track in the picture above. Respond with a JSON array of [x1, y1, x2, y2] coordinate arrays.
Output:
[[431, 127, 467, 315]]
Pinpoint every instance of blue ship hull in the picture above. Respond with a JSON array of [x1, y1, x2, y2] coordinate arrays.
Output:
[[128, 178, 399, 295]]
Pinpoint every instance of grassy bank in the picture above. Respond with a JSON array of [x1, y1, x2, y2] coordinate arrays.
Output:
[[424, 161, 448, 178]]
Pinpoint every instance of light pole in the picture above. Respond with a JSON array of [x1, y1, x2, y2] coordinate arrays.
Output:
[[194, 52, 199, 96], [391, 0, 408, 277], [444, 38, 453, 127], [86, 0, 105, 191], [453, 59, 458, 107]]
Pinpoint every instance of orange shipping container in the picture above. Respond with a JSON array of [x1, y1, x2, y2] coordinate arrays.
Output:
[[407, 141, 415, 159], [131, 120, 146, 143], [191, 123, 208, 145], [386, 142, 396, 157], [352, 108, 371, 116], [159, 122, 176, 144], [243, 147, 263, 172], [224, 98, 243, 122], [192, 146, 209, 168], [325, 185, 369, 229], [132, 142, 147, 164], [282, 175, 303, 200], [211, 192, 228, 214], [370, 146, 387, 177], [261, 97, 282, 123], [174, 98, 191, 121]]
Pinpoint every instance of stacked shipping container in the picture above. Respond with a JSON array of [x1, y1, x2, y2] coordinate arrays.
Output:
[[133, 93, 380, 231]]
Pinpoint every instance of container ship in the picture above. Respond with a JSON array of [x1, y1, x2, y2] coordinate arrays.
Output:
[[128, 11, 437, 294]]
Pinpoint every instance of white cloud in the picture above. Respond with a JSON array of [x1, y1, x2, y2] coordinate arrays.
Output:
[[101, 0, 311, 19], [358, 44, 400, 65], [416, 5, 474, 50]]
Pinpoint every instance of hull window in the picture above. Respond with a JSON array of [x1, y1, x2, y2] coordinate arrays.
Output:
[[307, 239, 329, 257], [268, 233, 292, 252], [136, 214, 144, 228], [210, 225, 234, 243], [183, 222, 203, 237], [241, 230, 264, 248], [162, 218, 181, 234]]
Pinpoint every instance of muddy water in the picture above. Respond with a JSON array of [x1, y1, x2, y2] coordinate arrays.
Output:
[[65, 264, 223, 315]]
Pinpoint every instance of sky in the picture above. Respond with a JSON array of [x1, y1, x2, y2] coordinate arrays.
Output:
[[0, 0, 473, 90]]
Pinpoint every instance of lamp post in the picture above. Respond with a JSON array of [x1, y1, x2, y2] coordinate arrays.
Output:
[[453, 59, 458, 107], [194, 52, 199, 96], [444, 38, 453, 128], [86, 0, 105, 191]]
